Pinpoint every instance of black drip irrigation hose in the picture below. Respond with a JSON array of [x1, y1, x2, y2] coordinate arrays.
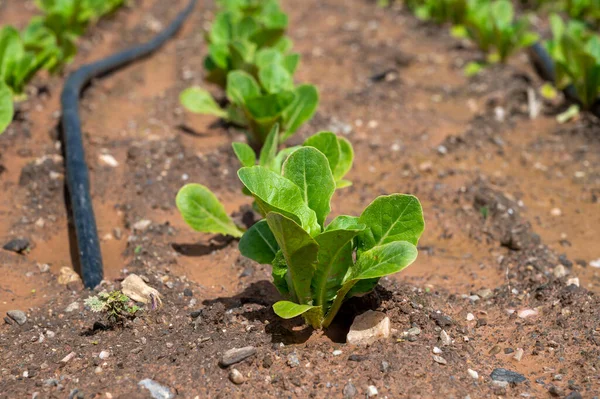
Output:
[[528, 42, 600, 118], [61, 0, 197, 288]]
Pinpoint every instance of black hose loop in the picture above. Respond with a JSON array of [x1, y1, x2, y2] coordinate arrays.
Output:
[[60, 0, 197, 288]]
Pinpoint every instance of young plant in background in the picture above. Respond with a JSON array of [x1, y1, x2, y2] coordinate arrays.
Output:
[[181, 62, 318, 147], [203, 0, 293, 87], [464, 0, 538, 64], [176, 127, 353, 238], [24, 0, 126, 72], [0, 26, 53, 134], [545, 14, 600, 110]]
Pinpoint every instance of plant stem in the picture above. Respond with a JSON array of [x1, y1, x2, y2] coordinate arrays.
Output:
[[322, 280, 356, 328]]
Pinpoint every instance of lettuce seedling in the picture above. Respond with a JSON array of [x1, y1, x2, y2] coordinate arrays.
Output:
[[464, 0, 538, 63], [0, 26, 55, 134], [237, 150, 424, 329], [176, 127, 353, 238], [24, 0, 125, 72], [180, 63, 318, 147], [203, 0, 293, 87], [177, 130, 424, 329], [545, 14, 600, 109]]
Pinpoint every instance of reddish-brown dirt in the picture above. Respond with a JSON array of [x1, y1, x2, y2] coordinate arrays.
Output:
[[1, 0, 599, 398]]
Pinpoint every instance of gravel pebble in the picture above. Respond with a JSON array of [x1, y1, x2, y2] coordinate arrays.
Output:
[[219, 346, 256, 367], [366, 385, 378, 397], [6, 310, 27, 325], [138, 379, 174, 399], [228, 369, 245, 384], [467, 369, 479, 379], [432, 355, 447, 365], [490, 368, 526, 383], [343, 382, 358, 398], [440, 330, 451, 346]]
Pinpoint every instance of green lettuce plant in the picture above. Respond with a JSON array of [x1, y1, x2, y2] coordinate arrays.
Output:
[[177, 131, 424, 329], [24, 0, 125, 72], [176, 127, 353, 238], [203, 0, 293, 87], [0, 26, 54, 134], [180, 63, 318, 147], [464, 0, 538, 63], [545, 14, 600, 109]]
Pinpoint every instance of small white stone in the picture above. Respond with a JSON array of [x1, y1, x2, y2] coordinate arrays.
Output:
[[332, 349, 343, 356], [466, 313, 475, 321], [133, 220, 152, 231], [492, 380, 509, 388], [550, 208, 562, 216], [229, 368, 245, 384], [346, 311, 390, 346], [590, 258, 600, 268], [99, 154, 119, 167], [440, 330, 452, 346], [518, 309, 538, 319], [432, 355, 447, 365], [513, 348, 524, 361], [553, 265, 568, 278], [467, 369, 478, 380], [65, 302, 79, 313], [566, 277, 580, 287], [366, 385, 378, 397], [433, 346, 442, 354], [99, 351, 110, 360]]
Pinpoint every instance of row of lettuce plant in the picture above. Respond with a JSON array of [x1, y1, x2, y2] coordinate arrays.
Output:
[[179, 0, 318, 148], [402, 0, 599, 115], [176, 0, 425, 329], [0, 0, 125, 135]]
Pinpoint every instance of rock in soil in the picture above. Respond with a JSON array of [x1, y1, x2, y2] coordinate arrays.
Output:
[[6, 310, 27, 325], [366, 385, 378, 397], [121, 274, 162, 308], [2, 238, 30, 254], [219, 346, 257, 367], [346, 310, 390, 346], [490, 368, 526, 384], [138, 379, 174, 399], [228, 369, 245, 384], [342, 382, 358, 398]]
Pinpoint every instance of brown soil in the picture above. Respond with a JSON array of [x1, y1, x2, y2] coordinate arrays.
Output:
[[1, 0, 599, 398]]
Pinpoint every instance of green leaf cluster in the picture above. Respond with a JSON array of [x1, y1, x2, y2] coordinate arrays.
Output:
[[84, 290, 140, 323], [177, 130, 424, 330], [180, 0, 318, 147], [24, 0, 126, 73], [0, 0, 125, 135], [545, 14, 600, 109], [237, 151, 424, 329], [463, 0, 539, 63], [203, 0, 293, 87], [176, 127, 354, 238]]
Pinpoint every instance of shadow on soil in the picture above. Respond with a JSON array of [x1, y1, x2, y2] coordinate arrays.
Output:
[[171, 235, 234, 257], [203, 280, 394, 345]]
